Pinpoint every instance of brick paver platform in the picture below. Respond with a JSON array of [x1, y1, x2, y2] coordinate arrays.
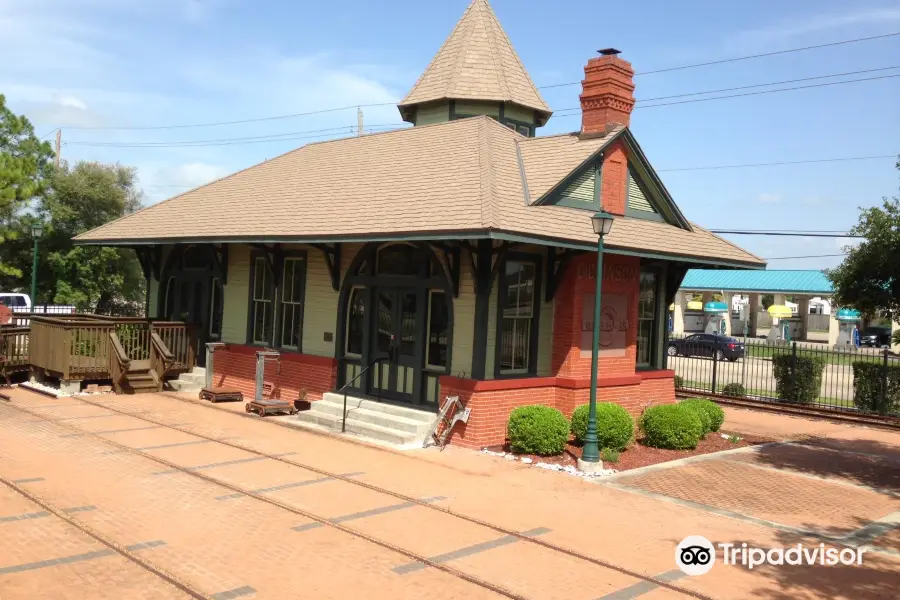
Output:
[[1, 389, 898, 600]]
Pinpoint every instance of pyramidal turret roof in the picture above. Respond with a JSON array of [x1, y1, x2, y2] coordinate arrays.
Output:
[[398, 0, 552, 124]]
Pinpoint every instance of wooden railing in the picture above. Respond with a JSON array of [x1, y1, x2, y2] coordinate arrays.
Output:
[[0, 327, 31, 372], [153, 322, 198, 373], [26, 316, 196, 383], [149, 332, 175, 380], [108, 331, 131, 391]]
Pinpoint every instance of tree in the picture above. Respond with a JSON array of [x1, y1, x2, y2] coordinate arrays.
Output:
[[0, 94, 54, 279], [827, 159, 900, 342], [39, 162, 145, 313]]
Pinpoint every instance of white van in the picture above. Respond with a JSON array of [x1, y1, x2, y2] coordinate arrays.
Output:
[[0, 293, 32, 311]]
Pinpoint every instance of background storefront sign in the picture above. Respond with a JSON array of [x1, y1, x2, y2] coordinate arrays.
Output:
[[580, 293, 629, 357]]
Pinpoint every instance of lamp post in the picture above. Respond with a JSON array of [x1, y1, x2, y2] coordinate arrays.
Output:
[[30, 223, 44, 310], [578, 210, 614, 472]]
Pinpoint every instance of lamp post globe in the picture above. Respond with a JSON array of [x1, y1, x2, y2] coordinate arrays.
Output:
[[578, 211, 615, 472]]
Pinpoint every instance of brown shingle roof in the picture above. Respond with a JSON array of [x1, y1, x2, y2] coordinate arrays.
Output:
[[398, 0, 551, 124], [76, 116, 764, 268]]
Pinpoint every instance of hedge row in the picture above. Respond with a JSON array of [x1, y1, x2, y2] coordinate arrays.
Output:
[[639, 399, 725, 450], [506, 402, 635, 456]]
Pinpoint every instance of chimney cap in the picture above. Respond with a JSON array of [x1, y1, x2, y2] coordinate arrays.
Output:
[[598, 48, 622, 56]]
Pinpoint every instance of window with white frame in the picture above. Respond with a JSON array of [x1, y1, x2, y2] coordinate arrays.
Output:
[[250, 256, 274, 345], [498, 260, 536, 374], [279, 256, 306, 349]]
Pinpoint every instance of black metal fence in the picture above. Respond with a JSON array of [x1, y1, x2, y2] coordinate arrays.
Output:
[[667, 336, 900, 417]]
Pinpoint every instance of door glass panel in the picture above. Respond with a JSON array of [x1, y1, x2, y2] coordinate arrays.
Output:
[[345, 288, 366, 355], [400, 293, 417, 356], [191, 281, 203, 323], [376, 292, 393, 353], [427, 292, 448, 368]]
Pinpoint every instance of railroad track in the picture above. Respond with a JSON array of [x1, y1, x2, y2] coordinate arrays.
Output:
[[2, 395, 714, 600]]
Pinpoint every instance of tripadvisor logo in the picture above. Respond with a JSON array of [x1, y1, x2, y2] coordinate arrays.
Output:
[[676, 537, 866, 575]]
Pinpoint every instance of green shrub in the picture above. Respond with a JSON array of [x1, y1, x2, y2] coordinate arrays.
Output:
[[722, 382, 745, 397], [674, 375, 684, 389], [678, 399, 711, 435], [681, 398, 725, 433], [506, 405, 570, 455], [772, 354, 826, 404], [600, 448, 620, 463], [570, 403, 634, 450], [640, 404, 703, 450], [852, 362, 900, 416]]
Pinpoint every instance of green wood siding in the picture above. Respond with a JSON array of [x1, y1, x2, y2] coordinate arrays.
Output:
[[415, 102, 450, 125], [628, 171, 656, 213], [300, 244, 341, 357], [503, 103, 535, 125], [221, 244, 250, 344], [455, 101, 501, 118], [450, 258, 476, 377]]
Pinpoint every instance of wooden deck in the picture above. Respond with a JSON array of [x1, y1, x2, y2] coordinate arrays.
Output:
[[0, 314, 197, 392]]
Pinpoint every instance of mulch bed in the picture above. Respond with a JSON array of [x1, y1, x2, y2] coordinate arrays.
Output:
[[485, 431, 772, 472]]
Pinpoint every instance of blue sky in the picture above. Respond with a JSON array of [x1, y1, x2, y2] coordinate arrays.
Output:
[[2, 0, 898, 270]]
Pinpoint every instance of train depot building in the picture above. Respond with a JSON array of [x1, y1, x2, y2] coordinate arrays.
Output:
[[76, 0, 763, 447]]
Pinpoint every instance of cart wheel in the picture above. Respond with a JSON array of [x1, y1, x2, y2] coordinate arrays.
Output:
[[258, 407, 266, 417], [245, 404, 252, 413]]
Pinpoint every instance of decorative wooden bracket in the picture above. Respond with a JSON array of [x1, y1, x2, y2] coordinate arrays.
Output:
[[309, 243, 342, 291], [249, 243, 284, 287], [134, 246, 161, 281], [432, 243, 461, 298], [544, 247, 578, 302], [212, 244, 229, 285]]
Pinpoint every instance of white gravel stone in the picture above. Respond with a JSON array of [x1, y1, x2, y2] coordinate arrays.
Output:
[[520, 457, 533, 464]]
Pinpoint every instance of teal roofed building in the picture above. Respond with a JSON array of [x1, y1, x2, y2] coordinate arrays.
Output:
[[674, 269, 839, 344]]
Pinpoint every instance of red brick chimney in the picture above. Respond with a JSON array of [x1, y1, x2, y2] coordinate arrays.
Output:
[[580, 48, 636, 134]]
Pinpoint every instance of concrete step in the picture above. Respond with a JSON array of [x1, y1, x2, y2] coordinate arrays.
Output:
[[191, 366, 206, 376], [177, 372, 206, 387], [321, 393, 436, 423], [167, 379, 201, 393], [308, 399, 433, 435], [294, 408, 417, 446]]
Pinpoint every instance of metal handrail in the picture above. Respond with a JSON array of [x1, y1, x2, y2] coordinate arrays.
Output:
[[338, 356, 384, 433]]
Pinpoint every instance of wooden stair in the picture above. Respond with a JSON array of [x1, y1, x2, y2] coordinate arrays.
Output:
[[119, 359, 161, 394]]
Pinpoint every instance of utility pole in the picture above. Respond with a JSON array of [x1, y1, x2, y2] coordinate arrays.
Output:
[[357, 108, 363, 137], [54, 129, 62, 168]]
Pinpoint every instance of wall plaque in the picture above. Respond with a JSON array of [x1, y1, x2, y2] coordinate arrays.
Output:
[[580, 293, 629, 358]]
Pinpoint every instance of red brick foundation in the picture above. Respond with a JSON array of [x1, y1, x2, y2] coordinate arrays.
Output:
[[440, 370, 675, 449], [211, 345, 337, 401]]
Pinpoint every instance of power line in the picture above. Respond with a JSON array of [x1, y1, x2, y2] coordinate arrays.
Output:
[[657, 154, 897, 172], [62, 102, 397, 132], [38, 128, 59, 141], [67, 129, 359, 149], [67, 125, 360, 147], [638, 65, 899, 103], [537, 31, 900, 88], [711, 230, 863, 238], [53, 31, 900, 132], [764, 253, 847, 260], [552, 72, 900, 116]]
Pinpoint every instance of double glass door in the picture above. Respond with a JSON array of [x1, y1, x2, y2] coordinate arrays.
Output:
[[371, 289, 421, 403]]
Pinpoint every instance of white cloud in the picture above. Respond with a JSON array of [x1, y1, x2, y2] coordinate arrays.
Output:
[[151, 162, 230, 190], [757, 193, 783, 204], [731, 8, 900, 47]]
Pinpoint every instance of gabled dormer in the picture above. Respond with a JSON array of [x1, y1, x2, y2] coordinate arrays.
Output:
[[397, 0, 552, 137], [534, 129, 692, 230]]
